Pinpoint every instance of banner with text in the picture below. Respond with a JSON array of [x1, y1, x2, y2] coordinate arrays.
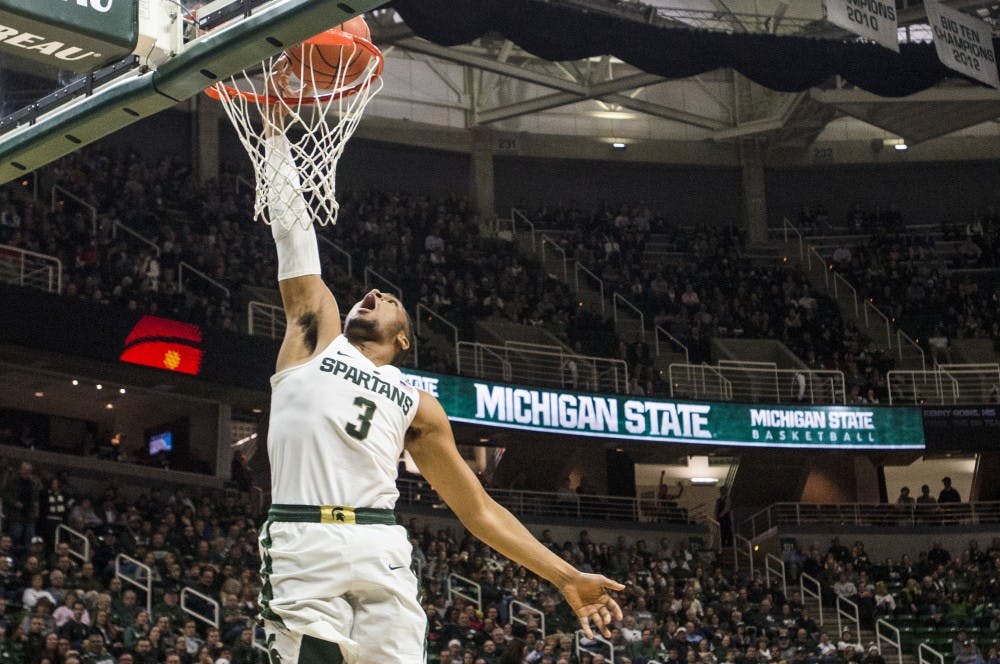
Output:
[[824, 0, 899, 52], [924, 0, 999, 88], [401, 371, 925, 449]]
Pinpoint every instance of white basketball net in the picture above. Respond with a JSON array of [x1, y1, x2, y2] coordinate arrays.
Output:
[[209, 42, 383, 231]]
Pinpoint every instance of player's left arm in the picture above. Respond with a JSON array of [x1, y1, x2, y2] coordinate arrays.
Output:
[[405, 391, 624, 638]]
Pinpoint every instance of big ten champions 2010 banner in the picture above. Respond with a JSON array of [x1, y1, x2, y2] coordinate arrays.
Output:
[[924, 0, 999, 89], [401, 371, 925, 450], [824, 0, 900, 52]]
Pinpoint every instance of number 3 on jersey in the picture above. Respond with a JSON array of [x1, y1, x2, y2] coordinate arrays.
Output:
[[346, 397, 377, 440]]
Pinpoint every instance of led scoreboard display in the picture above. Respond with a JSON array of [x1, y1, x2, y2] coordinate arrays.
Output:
[[0, 0, 137, 71]]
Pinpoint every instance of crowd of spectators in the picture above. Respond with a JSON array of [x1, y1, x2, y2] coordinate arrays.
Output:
[[790, 203, 1000, 354], [528, 204, 892, 401], [2, 440, 1000, 664]]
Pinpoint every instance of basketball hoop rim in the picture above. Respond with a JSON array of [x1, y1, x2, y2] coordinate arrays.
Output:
[[203, 31, 384, 106]]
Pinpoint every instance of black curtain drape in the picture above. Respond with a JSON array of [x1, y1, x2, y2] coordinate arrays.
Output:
[[393, 0, 994, 97]]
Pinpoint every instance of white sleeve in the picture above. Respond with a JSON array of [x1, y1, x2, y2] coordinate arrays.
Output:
[[262, 134, 321, 281]]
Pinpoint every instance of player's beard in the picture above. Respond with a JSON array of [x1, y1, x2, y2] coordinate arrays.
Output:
[[344, 315, 381, 344]]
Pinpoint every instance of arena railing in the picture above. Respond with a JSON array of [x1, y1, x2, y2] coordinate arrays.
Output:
[[456, 341, 629, 394], [51, 185, 97, 239], [887, 364, 1000, 405], [575, 631, 614, 662], [178, 261, 230, 299], [742, 501, 1000, 538], [612, 293, 646, 344], [447, 573, 482, 611], [510, 600, 546, 639], [836, 595, 861, 650], [765, 553, 787, 598], [115, 553, 153, 617], [800, 573, 824, 628], [247, 300, 286, 339], [55, 524, 91, 565], [876, 618, 903, 664], [540, 234, 568, 282], [363, 267, 403, 299], [918, 642, 945, 664], [510, 208, 538, 253], [574, 263, 605, 315], [668, 362, 845, 404], [0, 243, 62, 293], [317, 235, 352, 278], [395, 477, 694, 525], [180, 587, 220, 629], [111, 220, 161, 257], [416, 302, 459, 369], [733, 534, 753, 577], [655, 325, 689, 365]]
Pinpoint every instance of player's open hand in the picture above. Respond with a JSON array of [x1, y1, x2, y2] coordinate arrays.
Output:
[[559, 572, 625, 639]]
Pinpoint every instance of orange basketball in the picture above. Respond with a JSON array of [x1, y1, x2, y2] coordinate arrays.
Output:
[[284, 16, 373, 90]]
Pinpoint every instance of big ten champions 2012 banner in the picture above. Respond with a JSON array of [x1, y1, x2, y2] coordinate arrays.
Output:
[[824, 0, 900, 52], [924, 0, 999, 89], [401, 371, 925, 450]]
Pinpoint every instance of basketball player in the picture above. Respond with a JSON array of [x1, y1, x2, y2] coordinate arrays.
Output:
[[258, 90, 624, 663]]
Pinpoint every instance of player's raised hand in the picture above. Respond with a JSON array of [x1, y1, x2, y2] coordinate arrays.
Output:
[[558, 572, 625, 638]]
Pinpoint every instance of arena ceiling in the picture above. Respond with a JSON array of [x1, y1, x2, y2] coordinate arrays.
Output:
[[362, 0, 1000, 150]]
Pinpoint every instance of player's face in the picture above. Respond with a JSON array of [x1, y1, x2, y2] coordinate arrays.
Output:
[[344, 289, 406, 342]]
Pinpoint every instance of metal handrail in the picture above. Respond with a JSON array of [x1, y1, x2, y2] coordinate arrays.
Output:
[[113, 221, 161, 257], [575, 630, 614, 662], [179, 261, 230, 298], [51, 185, 97, 239], [896, 329, 926, 371], [863, 299, 893, 350], [612, 292, 646, 341], [180, 587, 220, 628], [415, 303, 459, 371], [743, 501, 1000, 536], [574, 263, 605, 315], [734, 534, 753, 577], [765, 553, 787, 598], [247, 301, 285, 339], [876, 618, 902, 664], [456, 341, 514, 383], [808, 246, 829, 286], [782, 217, 805, 262], [918, 643, 945, 664], [511, 208, 537, 253], [832, 271, 860, 318], [447, 573, 482, 610], [318, 235, 353, 278], [115, 553, 153, 617], [836, 595, 861, 648], [800, 573, 824, 627], [363, 267, 402, 298], [0, 243, 62, 293], [655, 326, 689, 363], [510, 600, 546, 638], [55, 524, 91, 563], [540, 234, 568, 281]]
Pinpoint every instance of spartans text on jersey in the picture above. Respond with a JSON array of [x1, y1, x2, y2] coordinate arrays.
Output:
[[319, 357, 415, 415]]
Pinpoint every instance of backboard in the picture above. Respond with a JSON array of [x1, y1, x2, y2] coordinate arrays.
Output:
[[0, 0, 386, 185]]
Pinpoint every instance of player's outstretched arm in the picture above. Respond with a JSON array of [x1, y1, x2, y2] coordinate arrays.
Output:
[[262, 95, 341, 372], [405, 392, 625, 638]]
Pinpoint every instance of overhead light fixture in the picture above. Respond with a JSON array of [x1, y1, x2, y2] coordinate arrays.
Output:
[[119, 388, 127, 394], [592, 110, 636, 120], [105, 403, 114, 410], [884, 137, 908, 151], [894, 143, 908, 151], [251, 407, 263, 414], [71, 379, 79, 386], [34, 391, 44, 398], [690, 477, 719, 485], [611, 142, 627, 150], [96, 384, 103, 390]]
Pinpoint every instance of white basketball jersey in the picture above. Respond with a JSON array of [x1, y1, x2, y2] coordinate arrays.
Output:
[[267, 335, 420, 509]]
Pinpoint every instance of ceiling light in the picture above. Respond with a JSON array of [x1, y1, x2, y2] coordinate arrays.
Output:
[[71, 380, 78, 386], [883, 137, 907, 151], [894, 143, 908, 151], [34, 391, 44, 398], [251, 408, 263, 414], [690, 477, 719, 485], [119, 388, 127, 394], [105, 403, 114, 410], [96, 384, 103, 390], [592, 110, 636, 121], [611, 142, 627, 150]]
